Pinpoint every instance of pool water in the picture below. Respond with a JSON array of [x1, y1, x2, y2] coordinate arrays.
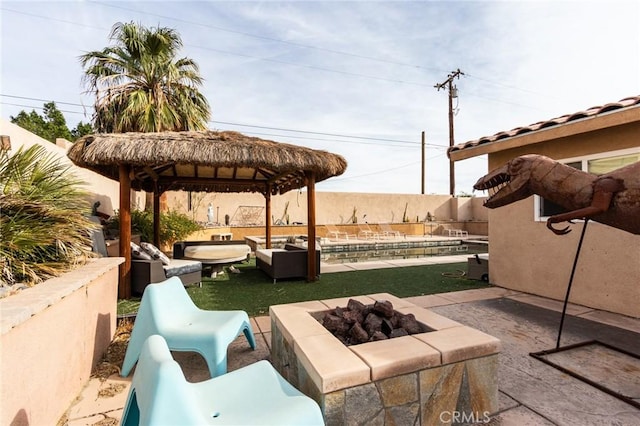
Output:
[[321, 243, 487, 264]]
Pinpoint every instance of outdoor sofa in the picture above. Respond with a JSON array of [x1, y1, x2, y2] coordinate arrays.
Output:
[[130, 258, 202, 295], [255, 243, 321, 283], [89, 216, 203, 295]]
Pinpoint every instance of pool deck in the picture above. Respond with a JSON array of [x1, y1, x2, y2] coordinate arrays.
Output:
[[63, 252, 640, 425]]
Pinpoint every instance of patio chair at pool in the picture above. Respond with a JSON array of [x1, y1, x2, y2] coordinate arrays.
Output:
[[120, 276, 256, 379], [325, 224, 354, 240], [358, 223, 380, 239], [379, 223, 404, 238], [121, 335, 324, 426]]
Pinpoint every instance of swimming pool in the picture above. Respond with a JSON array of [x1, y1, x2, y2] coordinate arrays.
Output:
[[320, 241, 488, 264]]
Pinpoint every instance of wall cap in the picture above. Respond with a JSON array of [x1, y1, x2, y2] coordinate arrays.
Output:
[[0, 257, 123, 334]]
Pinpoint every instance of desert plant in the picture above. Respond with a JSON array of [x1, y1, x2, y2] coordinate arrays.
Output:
[[106, 209, 153, 242], [0, 145, 96, 286], [107, 208, 201, 246], [350, 206, 358, 224]]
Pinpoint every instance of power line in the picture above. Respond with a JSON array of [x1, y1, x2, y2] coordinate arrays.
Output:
[[222, 130, 427, 149], [465, 73, 555, 99], [0, 102, 87, 117], [1, 6, 430, 88], [1, 95, 447, 149], [0, 6, 109, 31], [331, 161, 421, 182], [331, 152, 446, 183], [1, 94, 90, 108], [190, 44, 431, 87], [2, 6, 555, 107], [93, 1, 446, 73], [211, 120, 446, 147]]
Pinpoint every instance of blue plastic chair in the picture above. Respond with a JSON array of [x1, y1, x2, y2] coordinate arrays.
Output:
[[121, 335, 325, 426], [121, 276, 256, 378]]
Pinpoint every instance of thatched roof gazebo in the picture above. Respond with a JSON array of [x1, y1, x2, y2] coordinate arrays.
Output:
[[68, 130, 347, 298]]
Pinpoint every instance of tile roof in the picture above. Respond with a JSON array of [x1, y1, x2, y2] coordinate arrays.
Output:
[[448, 95, 640, 156]]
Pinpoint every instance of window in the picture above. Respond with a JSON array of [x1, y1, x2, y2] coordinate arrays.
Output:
[[535, 150, 640, 221], [588, 154, 639, 175]]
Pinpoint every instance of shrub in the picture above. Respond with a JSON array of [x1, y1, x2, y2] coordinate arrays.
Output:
[[107, 208, 201, 247], [0, 145, 96, 286], [160, 209, 202, 246]]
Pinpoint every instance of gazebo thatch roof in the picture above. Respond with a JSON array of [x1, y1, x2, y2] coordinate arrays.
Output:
[[68, 130, 347, 194]]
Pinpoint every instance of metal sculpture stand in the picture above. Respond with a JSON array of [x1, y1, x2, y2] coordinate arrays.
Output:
[[556, 219, 590, 349], [530, 219, 640, 409]]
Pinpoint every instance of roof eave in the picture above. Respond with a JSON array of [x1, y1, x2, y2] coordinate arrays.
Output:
[[449, 103, 640, 161]]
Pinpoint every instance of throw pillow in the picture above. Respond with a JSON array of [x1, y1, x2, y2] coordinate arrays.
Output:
[[131, 242, 152, 260], [140, 242, 171, 266]]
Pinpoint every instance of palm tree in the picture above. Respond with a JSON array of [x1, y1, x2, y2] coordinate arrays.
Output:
[[79, 22, 211, 132], [0, 146, 96, 286]]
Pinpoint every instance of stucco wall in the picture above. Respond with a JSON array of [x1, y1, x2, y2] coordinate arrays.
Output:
[[166, 190, 483, 226], [489, 200, 639, 318], [486, 120, 640, 318], [1, 119, 489, 225], [0, 258, 121, 426], [0, 119, 144, 215]]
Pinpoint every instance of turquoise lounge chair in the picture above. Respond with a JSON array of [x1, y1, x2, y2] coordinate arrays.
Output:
[[121, 276, 256, 378], [121, 335, 324, 426]]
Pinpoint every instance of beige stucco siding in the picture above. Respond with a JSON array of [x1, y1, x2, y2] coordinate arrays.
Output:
[[485, 118, 640, 318], [488, 198, 640, 318]]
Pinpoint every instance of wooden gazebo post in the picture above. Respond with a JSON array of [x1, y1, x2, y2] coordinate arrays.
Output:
[[153, 185, 161, 248], [265, 185, 272, 249], [118, 164, 132, 299], [306, 171, 318, 281]]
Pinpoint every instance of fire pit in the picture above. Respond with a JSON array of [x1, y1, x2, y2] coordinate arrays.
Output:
[[270, 293, 500, 425], [319, 299, 429, 345]]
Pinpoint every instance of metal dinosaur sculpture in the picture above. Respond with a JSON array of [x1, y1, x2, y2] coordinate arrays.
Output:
[[473, 154, 640, 235]]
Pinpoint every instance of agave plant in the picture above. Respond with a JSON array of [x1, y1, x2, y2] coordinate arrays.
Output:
[[0, 145, 97, 287]]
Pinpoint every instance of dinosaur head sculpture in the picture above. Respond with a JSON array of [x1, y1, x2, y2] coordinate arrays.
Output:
[[473, 155, 540, 208]]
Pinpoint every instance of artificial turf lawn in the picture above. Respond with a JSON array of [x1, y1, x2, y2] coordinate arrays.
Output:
[[118, 259, 490, 317]]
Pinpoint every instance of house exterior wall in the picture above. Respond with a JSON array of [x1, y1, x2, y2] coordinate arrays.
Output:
[[486, 119, 640, 318]]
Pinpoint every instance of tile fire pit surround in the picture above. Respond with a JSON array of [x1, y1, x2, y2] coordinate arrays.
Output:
[[270, 294, 500, 425]]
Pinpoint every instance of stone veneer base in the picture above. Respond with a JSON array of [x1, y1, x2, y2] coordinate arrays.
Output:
[[270, 293, 500, 425]]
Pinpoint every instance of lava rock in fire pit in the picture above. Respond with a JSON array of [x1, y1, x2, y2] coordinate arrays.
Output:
[[364, 313, 383, 335], [320, 299, 424, 346], [370, 331, 389, 341], [349, 322, 369, 344], [399, 313, 422, 334], [372, 300, 394, 318]]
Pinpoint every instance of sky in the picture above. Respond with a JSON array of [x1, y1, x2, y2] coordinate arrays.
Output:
[[1, 0, 639, 195]]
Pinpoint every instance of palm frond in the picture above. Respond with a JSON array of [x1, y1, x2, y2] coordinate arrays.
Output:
[[81, 21, 210, 132], [0, 146, 97, 286]]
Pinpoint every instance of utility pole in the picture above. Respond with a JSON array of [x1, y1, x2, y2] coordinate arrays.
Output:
[[421, 131, 425, 194], [435, 69, 464, 196]]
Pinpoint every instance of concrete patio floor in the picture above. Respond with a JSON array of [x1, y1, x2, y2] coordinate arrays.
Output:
[[63, 255, 640, 425]]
